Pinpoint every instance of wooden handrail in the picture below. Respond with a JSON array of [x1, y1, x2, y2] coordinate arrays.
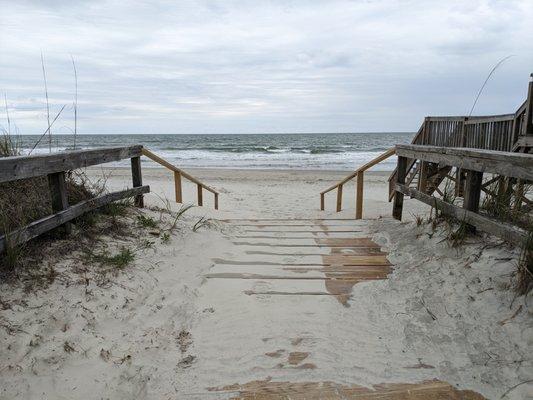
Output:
[[319, 147, 396, 219], [141, 148, 219, 209], [392, 144, 532, 243]]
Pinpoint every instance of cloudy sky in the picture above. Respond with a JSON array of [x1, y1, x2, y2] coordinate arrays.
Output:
[[1, 0, 532, 135]]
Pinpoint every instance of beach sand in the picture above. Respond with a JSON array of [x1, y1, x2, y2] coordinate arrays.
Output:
[[0, 166, 530, 399], [86, 166, 432, 220]]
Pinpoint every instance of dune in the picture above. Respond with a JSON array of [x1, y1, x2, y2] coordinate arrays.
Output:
[[0, 166, 530, 399]]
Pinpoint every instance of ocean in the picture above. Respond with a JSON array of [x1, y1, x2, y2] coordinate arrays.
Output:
[[17, 132, 414, 171]]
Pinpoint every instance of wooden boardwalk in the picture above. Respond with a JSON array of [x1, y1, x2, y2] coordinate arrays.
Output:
[[202, 218, 486, 399], [210, 219, 391, 307]]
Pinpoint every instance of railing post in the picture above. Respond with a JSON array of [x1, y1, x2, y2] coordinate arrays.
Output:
[[525, 74, 533, 136], [197, 184, 203, 206], [463, 169, 483, 232], [131, 156, 144, 207], [355, 171, 364, 219], [48, 171, 71, 234], [214, 193, 219, 210], [336, 184, 343, 212], [455, 117, 468, 196], [392, 155, 407, 220], [418, 161, 428, 193], [174, 171, 182, 203], [320, 193, 325, 211]]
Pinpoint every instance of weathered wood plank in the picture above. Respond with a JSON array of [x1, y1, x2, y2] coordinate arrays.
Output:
[[395, 183, 527, 244], [463, 170, 483, 213], [131, 156, 144, 207], [48, 171, 72, 234], [0, 186, 150, 253], [396, 144, 533, 180], [174, 171, 183, 203], [336, 184, 343, 212], [392, 156, 408, 220], [197, 183, 203, 206], [0, 146, 142, 183], [355, 171, 364, 219]]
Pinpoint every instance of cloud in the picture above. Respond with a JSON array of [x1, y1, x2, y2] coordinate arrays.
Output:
[[1, 0, 532, 134]]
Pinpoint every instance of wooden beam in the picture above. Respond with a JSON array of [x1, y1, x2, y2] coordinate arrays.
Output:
[[418, 161, 429, 192], [0, 146, 142, 183], [214, 192, 219, 210], [0, 186, 150, 254], [174, 171, 182, 203], [131, 156, 144, 207], [48, 171, 71, 234], [197, 184, 203, 206], [392, 156, 408, 220], [396, 144, 533, 181], [355, 171, 364, 219], [320, 193, 325, 211], [395, 183, 527, 244], [525, 77, 533, 136], [463, 169, 483, 233], [463, 170, 483, 213], [336, 184, 343, 212]]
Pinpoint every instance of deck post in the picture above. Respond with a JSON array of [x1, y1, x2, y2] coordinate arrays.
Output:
[[214, 193, 219, 210], [418, 161, 429, 193], [463, 169, 483, 232], [525, 74, 533, 136], [336, 184, 343, 212], [392, 155, 407, 220], [174, 171, 182, 203], [48, 171, 71, 234], [197, 184, 203, 206], [320, 193, 325, 211], [355, 171, 364, 219], [131, 156, 144, 207]]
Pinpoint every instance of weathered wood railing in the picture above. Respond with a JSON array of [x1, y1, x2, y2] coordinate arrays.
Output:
[[141, 148, 219, 210], [0, 146, 149, 253], [392, 144, 533, 243], [388, 76, 533, 200], [320, 148, 396, 219]]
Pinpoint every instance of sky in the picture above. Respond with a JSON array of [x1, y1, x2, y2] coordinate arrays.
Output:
[[1, 0, 532, 135]]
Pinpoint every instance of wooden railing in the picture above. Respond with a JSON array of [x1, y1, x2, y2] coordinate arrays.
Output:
[[392, 144, 533, 243], [319, 148, 396, 219], [141, 148, 219, 210], [0, 146, 149, 253], [388, 76, 533, 200]]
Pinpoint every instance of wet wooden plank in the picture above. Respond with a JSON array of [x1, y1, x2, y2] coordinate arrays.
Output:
[[208, 379, 486, 399], [316, 238, 381, 247], [205, 273, 386, 280]]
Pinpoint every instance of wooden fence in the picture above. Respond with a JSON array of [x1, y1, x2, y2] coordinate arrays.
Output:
[[392, 144, 533, 243], [0, 145, 221, 253], [141, 148, 219, 209], [0, 146, 149, 253]]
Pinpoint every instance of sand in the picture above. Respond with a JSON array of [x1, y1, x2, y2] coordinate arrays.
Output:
[[0, 166, 531, 399]]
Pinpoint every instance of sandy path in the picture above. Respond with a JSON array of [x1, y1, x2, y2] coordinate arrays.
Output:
[[1, 167, 530, 399]]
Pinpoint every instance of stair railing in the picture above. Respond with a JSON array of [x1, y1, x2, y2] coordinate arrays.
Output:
[[141, 148, 219, 209], [319, 148, 396, 219]]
